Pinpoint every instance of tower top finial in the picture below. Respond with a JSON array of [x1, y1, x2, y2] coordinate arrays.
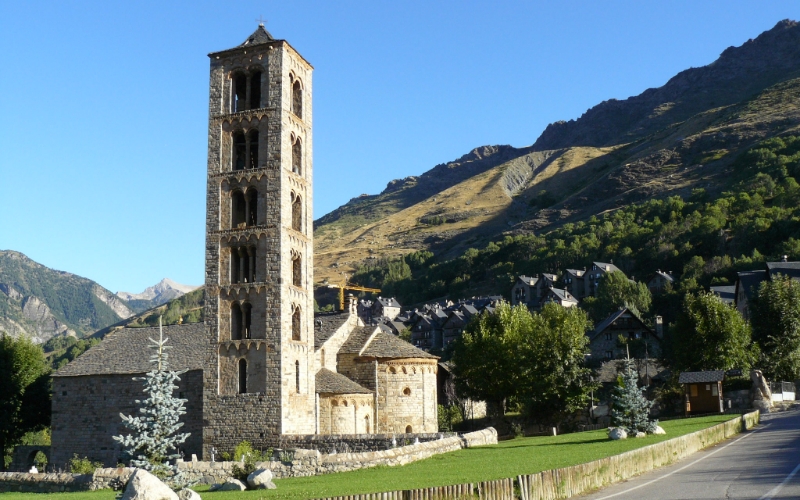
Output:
[[256, 15, 266, 27]]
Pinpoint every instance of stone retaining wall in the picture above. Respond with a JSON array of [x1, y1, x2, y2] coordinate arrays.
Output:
[[178, 428, 498, 481], [0, 467, 134, 494], [275, 432, 457, 454]]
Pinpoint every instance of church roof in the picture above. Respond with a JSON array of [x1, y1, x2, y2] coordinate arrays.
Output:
[[339, 326, 379, 354], [361, 331, 438, 359], [240, 25, 276, 47], [315, 368, 372, 394], [53, 324, 206, 377], [314, 312, 351, 348]]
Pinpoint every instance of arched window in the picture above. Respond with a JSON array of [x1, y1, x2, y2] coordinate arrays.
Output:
[[231, 302, 243, 340], [292, 78, 302, 118], [292, 305, 301, 341], [238, 358, 247, 394], [246, 189, 258, 226], [233, 132, 246, 171], [230, 248, 241, 284], [233, 73, 247, 113], [292, 136, 302, 175], [291, 192, 302, 232], [230, 246, 256, 283], [249, 70, 262, 109], [295, 360, 300, 394], [405, 425, 412, 433], [231, 191, 246, 228], [364, 415, 370, 434], [242, 303, 252, 339], [248, 130, 259, 169], [292, 253, 302, 287]]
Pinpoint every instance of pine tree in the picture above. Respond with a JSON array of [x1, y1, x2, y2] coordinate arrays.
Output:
[[610, 357, 658, 434], [113, 318, 190, 481]]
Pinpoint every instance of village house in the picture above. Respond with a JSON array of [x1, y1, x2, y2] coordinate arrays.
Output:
[[586, 307, 661, 361], [584, 262, 623, 297], [563, 269, 586, 299], [735, 258, 800, 319], [540, 287, 579, 308], [646, 270, 675, 294], [510, 274, 557, 307]]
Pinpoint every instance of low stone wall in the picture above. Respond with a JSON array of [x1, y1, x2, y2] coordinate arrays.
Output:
[[177, 428, 498, 481], [0, 467, 134, 494], [275, 432, 457, 454]]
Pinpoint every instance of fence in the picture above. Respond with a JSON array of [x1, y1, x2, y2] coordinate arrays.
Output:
[[770, 381, 796, 402], [312, 411, 759, 500]]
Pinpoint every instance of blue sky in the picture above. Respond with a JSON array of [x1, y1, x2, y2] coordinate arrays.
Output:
[[2, 1, 799, 294]]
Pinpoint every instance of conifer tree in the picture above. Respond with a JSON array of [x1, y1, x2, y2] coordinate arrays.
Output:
[[610, 357, 658, 434], [113, 318, 189, 481]]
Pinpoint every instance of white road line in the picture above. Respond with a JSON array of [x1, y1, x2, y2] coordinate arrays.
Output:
[[592, 424, 768, 500], [758, 461, 800, 500]]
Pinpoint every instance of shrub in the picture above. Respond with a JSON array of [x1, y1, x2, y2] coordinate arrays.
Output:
[[68, 454, 103, 474]]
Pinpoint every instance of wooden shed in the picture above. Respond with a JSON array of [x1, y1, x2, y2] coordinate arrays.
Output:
[[678, 370, 725, 415]]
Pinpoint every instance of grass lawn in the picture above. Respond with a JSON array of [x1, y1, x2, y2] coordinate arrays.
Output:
[[0, 414, 736, 500]]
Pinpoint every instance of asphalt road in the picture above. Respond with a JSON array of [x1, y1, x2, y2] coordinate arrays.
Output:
[[578, 409, 800, 500]]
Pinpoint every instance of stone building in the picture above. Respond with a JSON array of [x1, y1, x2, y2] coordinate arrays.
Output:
[[586, 307, 661, 361], [50, 26, 438, 466]]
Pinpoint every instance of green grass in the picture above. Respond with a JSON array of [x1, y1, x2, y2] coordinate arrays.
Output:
[[0, 414, 736, 500]]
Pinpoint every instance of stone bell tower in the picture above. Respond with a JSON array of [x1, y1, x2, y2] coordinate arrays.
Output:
[[202, 24, 315, 456]]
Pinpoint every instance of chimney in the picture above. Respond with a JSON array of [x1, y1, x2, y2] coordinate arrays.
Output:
[[655, 316, 663, 337], [783, 255, 789, 262], [347, 294, 358, 315]]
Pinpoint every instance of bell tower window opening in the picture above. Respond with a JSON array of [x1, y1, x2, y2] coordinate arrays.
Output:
[[246, 189, 258, 226], [295, 360, 300, 394], [231, 191, 246, 228], [291, 136, 302, 175], [292, 253, 302, 287], [292, 305, 301, 341], [230, 246, 256, 284], [242, 303, 252, 339], [233, 132, 246, 171], [291, 192, 302, 232], [233, 73, 247, 113], [248, 130, 259, 169], [231, 302, 243, 340], [291, 78, 303, 118], [249, 70, 262, 109], [238, 359, 247, 394]]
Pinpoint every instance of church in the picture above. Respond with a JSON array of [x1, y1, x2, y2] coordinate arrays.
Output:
[[50, 26, 439, 467]]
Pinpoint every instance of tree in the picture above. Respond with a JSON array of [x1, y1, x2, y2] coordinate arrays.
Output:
[[750, 274, 800, 381], [669, 291, 757, 372], [114, 319, 189, 482], [584, 271, 652, 322], [515, 304, 596, 426], [611, 357, 658, 434], [452, 302, 528, 415], [0, 334, 51, 471]]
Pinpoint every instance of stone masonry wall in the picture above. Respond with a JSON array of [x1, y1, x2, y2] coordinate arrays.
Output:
[[51, 372, 203, 468]]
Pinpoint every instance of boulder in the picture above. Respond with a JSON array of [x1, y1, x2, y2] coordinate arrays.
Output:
[[217, 479, 246, 491], [652, 426, 666, 435], [120, 469, 179, 500], [635, 431, 646, 438], [754, 399, 772, 413], [247, 468, 277, 490], [608, 428, 627, 440], [177, 489, 201, 500]]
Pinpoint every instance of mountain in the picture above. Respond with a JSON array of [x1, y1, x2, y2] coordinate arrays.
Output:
[[313, 20, 800, 286], [0, 250, 134, 342], [116, 278, 200, 313]]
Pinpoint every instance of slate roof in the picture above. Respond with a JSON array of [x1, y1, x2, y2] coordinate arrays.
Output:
[[650, 270, 675, 283], [589, 308, 652, 340], [565, 269, 585, 277], [240, 25, 276, 47], [678, 370, 725, 384], [710, 285, 736, 305], [595, 359, 669, 384], [54, 324, 206, 377], [593, 262, 622, 274], [314, 312, 350, 348], [517, 275, 537, 286], [339, 326, 379, 354], [546, 287, 578, 304], [376, 297, 401, 308], [766, 261, 800, 281], [315, 368, 372, 394], [361, 331, 438, 359]]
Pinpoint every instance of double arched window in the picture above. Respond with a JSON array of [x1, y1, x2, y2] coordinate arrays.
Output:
[[291, 134, 302, 175], [289, 73, 303, 119], [291, 191, 303, 232], [231, 68, 264, 113], [291, 304, 301, 341], [231, 188, 258, 228], [230, 302, 252, 340], [232, 129, 259, 171], [230, 246, 256, 284]]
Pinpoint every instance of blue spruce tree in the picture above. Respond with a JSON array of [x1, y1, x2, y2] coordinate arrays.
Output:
[[113, 317, 190, 481], [610, 357, 658, 434]]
